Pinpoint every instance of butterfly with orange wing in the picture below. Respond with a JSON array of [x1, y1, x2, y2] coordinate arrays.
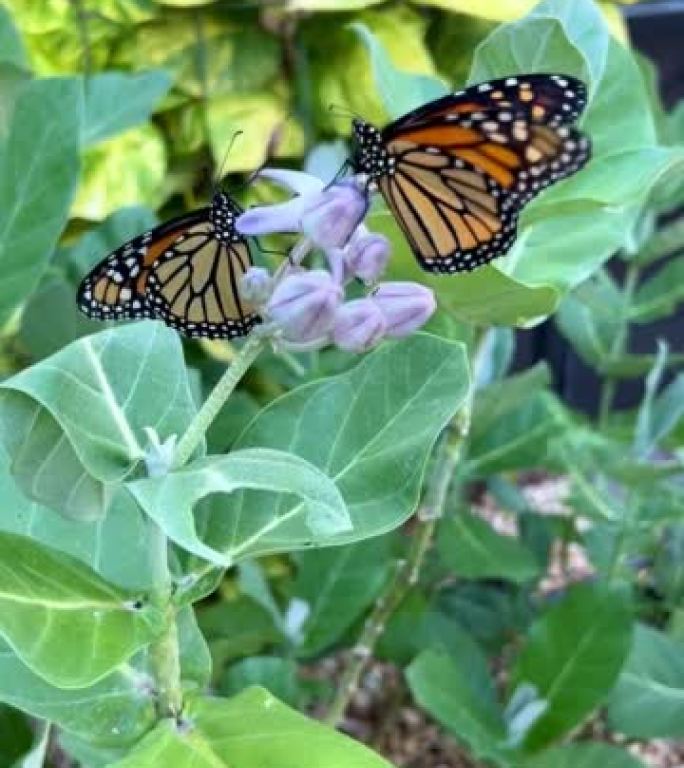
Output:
[[77, 191, 261, 339], [351, 73, 591, 273]]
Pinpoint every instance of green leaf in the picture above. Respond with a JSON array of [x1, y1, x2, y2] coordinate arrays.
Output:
[[512, 582, 633, 752], [607, 624, 684, 739], [231, 335, 469, 547], [0, 322, 198, 519], [82, 70, 172, 146], [128, 448, 350, 567], [0, 76, 81, 324], [293, 537, 392, 657], [467, 366, 566, 475], [72, 124, 166, 220], [0, 533, 162, 688], [351, 22, 447, 119], [524, 743, 645, 768], [437, 513, 539, 584], [0, 638, 156, 747], [407, 649, 508, 766], [220, 657, 301, 707], [630, 256, 684, 323], [634, 342, 669, 457], [197, 596, 282, 671], [109, 689, 394, 767], [0, 5, 28, 68]]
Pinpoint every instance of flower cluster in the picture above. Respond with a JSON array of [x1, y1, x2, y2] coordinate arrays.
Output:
[[237, 169, 436, 353]]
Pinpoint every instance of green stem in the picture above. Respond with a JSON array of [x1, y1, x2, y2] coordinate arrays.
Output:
[[325, 421, 469, 727], [70, 0, 92, 77], [173, 334, 265, 469], [598, 264, 640, 428], [148, 521, 183, 719]]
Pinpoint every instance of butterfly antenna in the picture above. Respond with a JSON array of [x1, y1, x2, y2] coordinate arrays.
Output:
[[213, 130, 244, 194], [328, 103, 362, 121]]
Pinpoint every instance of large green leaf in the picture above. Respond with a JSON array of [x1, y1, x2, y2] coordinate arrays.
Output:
[[127, 448, 350, 567], [407, 648, 508, 766], [293, 537, 392, 657], [220, 657, 301, 707], [607, 624, 684, 739], [512, 582, 632, 752], [437, 513, 539, 584], [524, 743, 645, 768], [0, 5, 28, 68], [109, 688, 393, 767], [82, 70, 172, 146], [0, 533, 162, 688], [0, 76, 80, 324], [0, 322, 198, 519], [229, 335, 469, 548], [0, 639, 155, 747]]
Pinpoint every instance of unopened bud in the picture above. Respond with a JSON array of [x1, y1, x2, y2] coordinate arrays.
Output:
[[266, 269, 342, 343], [345, 233, 390, 283], [239, 267, 273, 304], [372, 282, 436, 337], [301, 180, 369, 250], [332, 298, 387, 353]]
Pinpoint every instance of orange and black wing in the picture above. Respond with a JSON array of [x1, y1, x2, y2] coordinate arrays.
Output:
[[145, 221, 260, 339], [378, 74, 590, 273], [77, 210, 208, 321]]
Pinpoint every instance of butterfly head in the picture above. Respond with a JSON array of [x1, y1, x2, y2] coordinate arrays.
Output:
[[351, 119, 393, 180], [211, 191, 241, 244]]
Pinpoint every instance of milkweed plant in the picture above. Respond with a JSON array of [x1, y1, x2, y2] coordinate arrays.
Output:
[[0, 1, 683, 767]]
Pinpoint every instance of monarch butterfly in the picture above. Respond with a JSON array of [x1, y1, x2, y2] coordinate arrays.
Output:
[[350, 73, 591, 274], [77, 191, 261, 339]]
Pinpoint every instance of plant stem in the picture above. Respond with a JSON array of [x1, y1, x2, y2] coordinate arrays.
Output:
[[70, 0, 92, 77], [148, 520, 183, 718], [325, 414, 471, 727], [173, 334, 265, 469], [598, 263, 640, 428]]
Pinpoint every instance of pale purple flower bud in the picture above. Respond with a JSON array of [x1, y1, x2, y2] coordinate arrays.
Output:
[[345, 233, 390, 284], [372, 282, 436, 337], [301, 180, 369, 250], [266, 269, 342, 343], [239, 267, 273, 304], [333, 299, 387, 353]]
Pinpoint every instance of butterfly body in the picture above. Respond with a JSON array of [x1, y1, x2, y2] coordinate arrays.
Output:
[[351, 74, 591, 274], [78, 192, 260, 339]]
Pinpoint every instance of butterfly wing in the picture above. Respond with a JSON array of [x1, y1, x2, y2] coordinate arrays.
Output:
[[375, 74, 590, 273], [77, 211, 208, 321], [145, 221, 260, 339]]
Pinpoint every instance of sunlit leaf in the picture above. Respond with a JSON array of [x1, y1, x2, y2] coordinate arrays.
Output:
[[109, 688, 393, 767], [0, 322, 197, 519], [0, 533, 163, 688], [72, 124, 166, 221], [127, 448, 350, 567], [229, 335, 469, 549]]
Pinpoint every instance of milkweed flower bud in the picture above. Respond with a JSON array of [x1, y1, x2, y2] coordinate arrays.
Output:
[[239, 266, 273, 305], [332, 298, 387, 353], [266, 269, 342, 343], [372, 282, 436, 337], [301, 179, 369, 250], [344, 233, 390, 284]]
